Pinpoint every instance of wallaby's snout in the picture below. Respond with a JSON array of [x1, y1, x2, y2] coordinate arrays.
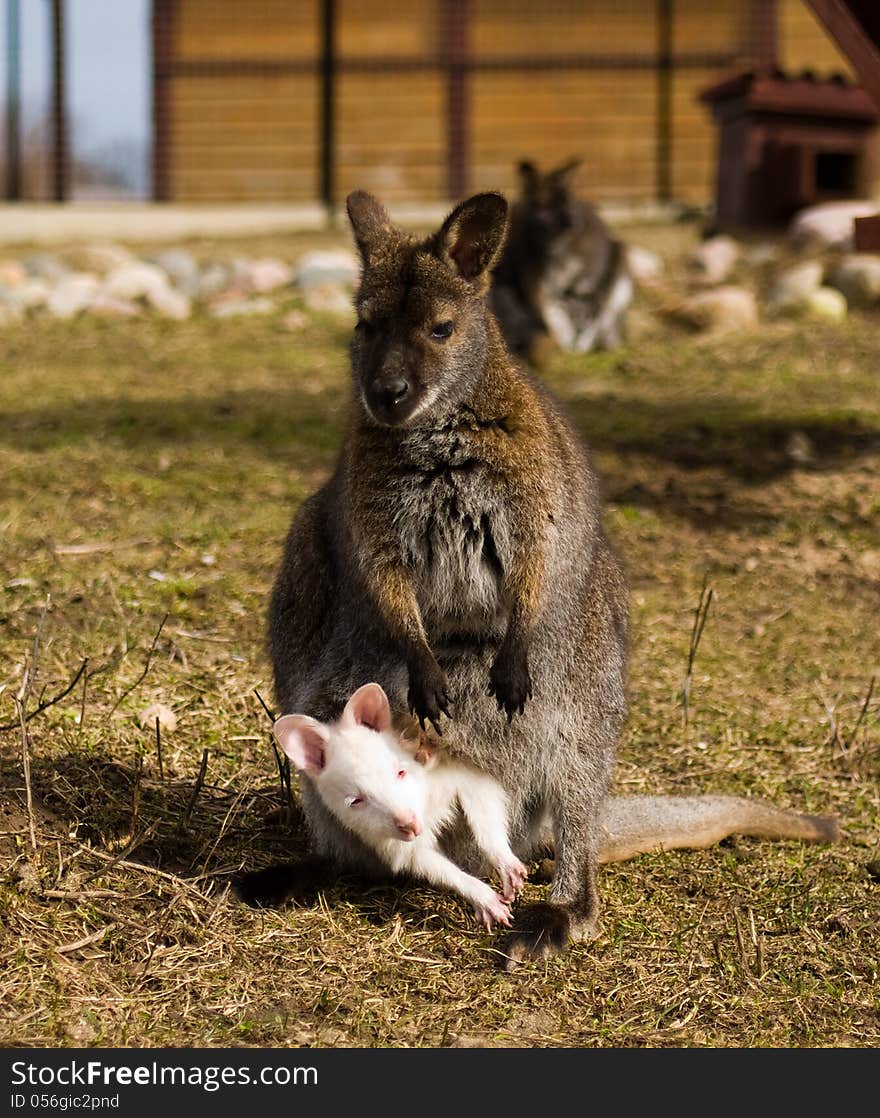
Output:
[[365, 370, 414, 426]]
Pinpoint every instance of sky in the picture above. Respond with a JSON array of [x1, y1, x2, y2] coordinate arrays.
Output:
[[2, 0, 150, 197]]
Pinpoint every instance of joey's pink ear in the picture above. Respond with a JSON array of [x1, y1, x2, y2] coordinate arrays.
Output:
[[435, 192, 509, 283], [272, 714, 330, 776], [346, 190, 399, 263], [341, 683, 392, 734]]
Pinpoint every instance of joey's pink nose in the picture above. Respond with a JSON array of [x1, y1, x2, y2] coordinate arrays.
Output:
[[395, 814, 421, 840]]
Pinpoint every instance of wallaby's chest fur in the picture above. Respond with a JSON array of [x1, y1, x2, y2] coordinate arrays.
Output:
[[377, 423, 516, 639]]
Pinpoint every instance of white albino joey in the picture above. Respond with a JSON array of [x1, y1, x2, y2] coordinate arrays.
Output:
[[272, 683, 527, 929]]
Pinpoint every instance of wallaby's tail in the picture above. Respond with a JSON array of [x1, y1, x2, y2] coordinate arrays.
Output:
[[598, 795, 841, 864]]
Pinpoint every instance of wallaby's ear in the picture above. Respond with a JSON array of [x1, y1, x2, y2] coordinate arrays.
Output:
[[341, 683, 392, 734], [550, 157, 582, 186], [435, 192, 508, 282], [517, 160, 539, 192], [273, 714, 330, 776], [346, 190, 397, 263]]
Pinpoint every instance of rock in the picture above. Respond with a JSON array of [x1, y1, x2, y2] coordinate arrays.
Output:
[[69, 242, 133, 274], [16, 278, 51, 309], [766, 260, 824, 311], [23, 252, 68, 283], [46, 273, 101, 319], [827, 253, 880, 309], [303, 282, 355, 317], [280, 308, 308, 331], [744, 242, 779, 267], [789, 200, 879, 251], [139, 703, 178, 733], [151, 248, 200, 296], [686, 235, 740, 285], [785, 430, 815, 465], [0, 259, 26, 287], [195, 263, 230, 300], [103, 261, 169, 301], [87, 292, 141, 317], [146, 284, 191, 319], [804, 286, 847, 323], [661, 285, 758, 335], [626, 245, 663, 285], [209, 295, 275, 318], [292, 249, 360, 290], [233, 256, 293, 294]]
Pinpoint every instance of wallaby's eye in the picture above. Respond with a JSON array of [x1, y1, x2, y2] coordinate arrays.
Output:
[[429, 320, 454, 341], [397, 769, 407, 780], [347, 795, 365, 808]]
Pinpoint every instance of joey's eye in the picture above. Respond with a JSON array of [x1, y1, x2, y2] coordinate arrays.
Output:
[[348, 795, 365, 808], [397, 769, 407, 780], [355, 318, 374, 335], [429, 320, 454, 341]]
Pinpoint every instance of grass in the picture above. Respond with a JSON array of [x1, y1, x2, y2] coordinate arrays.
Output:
[[0, 223, 878, 1048]]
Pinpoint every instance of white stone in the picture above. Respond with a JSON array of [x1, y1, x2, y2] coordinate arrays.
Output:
[[686, 235, 740, 285], [828, 253, 880, 309], [233, 256, 293, 293], [626, 245, 663, 285], [103, 261, 170, 301], [292, 249, 360, 289], [16, 278, 51, 309], [46, 273, 101, 319], [766, 260, 825, 310], [71, 242, 134, 274], [662, 285, 758, 334], [303, 282, 355, 316], [804, 286, 847, 322], [24, 253, 68, 283], [195, 263, 230, 300], [0, 259, 27, 287], [789, 200, 879, 251], [146, 283, 191, 319], [151, 248, 200, 295], [87, 292, 142, 317]]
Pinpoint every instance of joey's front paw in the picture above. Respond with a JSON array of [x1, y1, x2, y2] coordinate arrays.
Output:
[[472, 884, 512, 931], [498, 858, 528, 902], [488, 641, 533, 721], [407, 660, 452, 734]]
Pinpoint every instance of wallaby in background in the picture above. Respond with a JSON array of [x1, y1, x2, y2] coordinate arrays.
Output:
[[490, 158, 633, 363], [273, 682, 528, 929], [262, 188, 839, 969]]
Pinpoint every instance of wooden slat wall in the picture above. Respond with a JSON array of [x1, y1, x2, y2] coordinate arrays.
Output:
[[164, 0, 877, 206], [471, 71, 658, 200]]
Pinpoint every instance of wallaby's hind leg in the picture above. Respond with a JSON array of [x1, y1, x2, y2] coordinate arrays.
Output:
[[501, 778, 604, 970]]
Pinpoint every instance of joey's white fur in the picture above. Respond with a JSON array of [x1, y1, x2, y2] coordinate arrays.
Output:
[[273, 683, 527, 928]]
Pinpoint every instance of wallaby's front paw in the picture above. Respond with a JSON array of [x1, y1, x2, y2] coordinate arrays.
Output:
[[472, 884, 513, 931], [498, 857, 528, 902], [407, 660, 452, 735], [488, 641, 533, 721]]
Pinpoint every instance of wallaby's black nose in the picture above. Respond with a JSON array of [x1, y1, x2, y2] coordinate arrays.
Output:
[[380, 377, 410, 407]]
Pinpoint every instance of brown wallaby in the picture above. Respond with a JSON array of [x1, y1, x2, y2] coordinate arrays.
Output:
[[261, 189, 838, 969], [490, 158, 633, 364]]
